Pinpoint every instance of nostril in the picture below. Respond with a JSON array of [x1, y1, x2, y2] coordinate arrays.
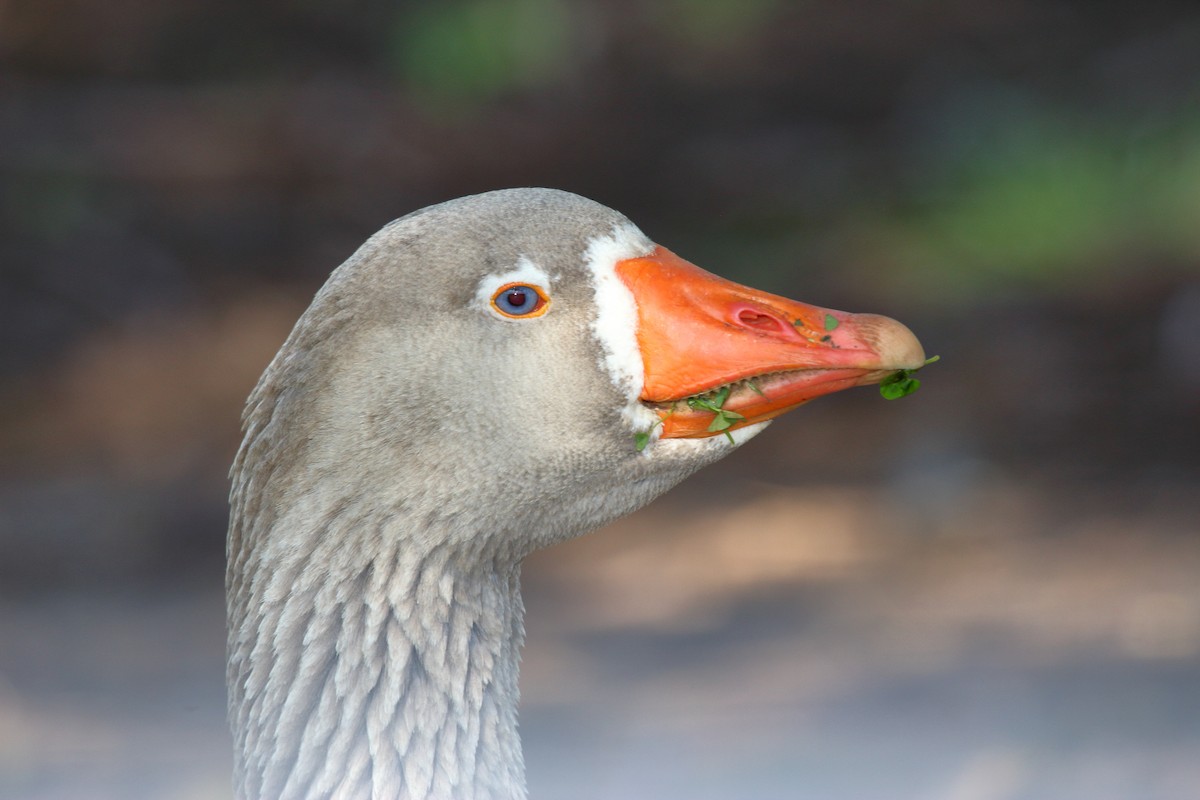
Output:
[[735, 306, 788, 333]]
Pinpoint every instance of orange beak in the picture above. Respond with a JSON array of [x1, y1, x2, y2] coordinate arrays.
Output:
[[616, 247, 926, 439]]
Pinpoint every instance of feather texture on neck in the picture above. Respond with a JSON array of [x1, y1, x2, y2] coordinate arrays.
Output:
[[228, 488, 529, 799]]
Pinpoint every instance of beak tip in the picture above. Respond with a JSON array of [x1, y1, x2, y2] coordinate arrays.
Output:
[[852, 313, 926, 370]]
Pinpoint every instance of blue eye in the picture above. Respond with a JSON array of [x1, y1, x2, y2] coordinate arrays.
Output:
[[491, 284, 549, 318]]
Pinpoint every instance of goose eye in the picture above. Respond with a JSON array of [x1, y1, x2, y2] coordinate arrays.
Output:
[[491, 283, 549, 318]]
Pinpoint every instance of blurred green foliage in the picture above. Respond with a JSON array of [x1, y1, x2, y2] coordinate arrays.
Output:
[[658, 0, 784, 49], [886, 96, 1200, 295], [392, 0, 575, 108]]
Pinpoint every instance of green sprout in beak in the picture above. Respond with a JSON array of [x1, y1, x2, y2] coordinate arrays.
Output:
[[880, 355, 940, 400]]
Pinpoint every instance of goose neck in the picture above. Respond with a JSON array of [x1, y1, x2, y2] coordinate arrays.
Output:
[[229, 533, 529, 800]]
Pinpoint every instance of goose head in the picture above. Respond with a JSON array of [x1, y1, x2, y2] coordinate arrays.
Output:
[[227, 188, 924, 799]]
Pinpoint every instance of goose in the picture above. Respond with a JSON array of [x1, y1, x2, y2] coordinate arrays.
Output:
[[227, 187, 925, 800]]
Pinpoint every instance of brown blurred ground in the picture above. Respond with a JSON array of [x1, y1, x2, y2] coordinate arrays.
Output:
[[2, 1, 1199, 798]]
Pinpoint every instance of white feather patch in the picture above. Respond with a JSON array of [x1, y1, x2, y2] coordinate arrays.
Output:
[[475, 257, 554, 320], [582, 224, 662, 435]]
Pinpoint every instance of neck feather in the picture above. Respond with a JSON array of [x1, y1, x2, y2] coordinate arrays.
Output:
[[228, 506, 528, 800]]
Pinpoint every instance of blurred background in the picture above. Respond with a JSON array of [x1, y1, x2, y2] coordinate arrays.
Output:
[[2, 1, 1199, 798]]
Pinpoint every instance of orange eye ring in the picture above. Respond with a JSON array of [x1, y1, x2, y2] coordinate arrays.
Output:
[[490, 283, 550, 319]]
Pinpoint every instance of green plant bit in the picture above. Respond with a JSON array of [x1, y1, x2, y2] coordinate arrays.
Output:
[[687, 384, 745, 443], [746, 378, 765, 397], [880, 355, 940, 400], [634, 419, 662, 452], [823, 314, 839, 331]]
